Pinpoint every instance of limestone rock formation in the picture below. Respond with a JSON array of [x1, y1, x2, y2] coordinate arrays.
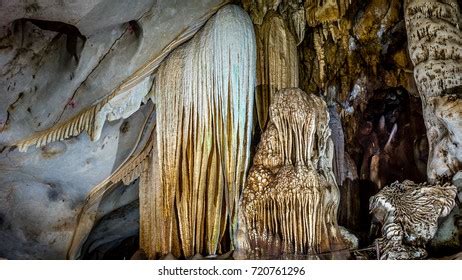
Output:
[[236, 88, 348, 259], [1, 0, 462, 260], [255, 11, 299, 130], [430, 171, 462, 254], [67, 4, 256, 260], [142, 5, 256, 259], [305, 0, 352, 27], [403, 0, 462, 252], [404, 0, 462, 182], [370, 180, 457, 259], [12, 0, 232, 152], [0, 0, 230, 259], [328, 105, 345, 186]]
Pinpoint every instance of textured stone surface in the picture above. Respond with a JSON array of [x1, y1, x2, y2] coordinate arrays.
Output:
[[370, 180, 457, 259], [141, 5, 256, 259], [0, 0, 228, 259], [254, 10, 299, 130], [404, 0, 462, 252], [237, 88, 350, 259], [0, 0, 155, 36], [1, 0, 461, 260], [430, 171, 462, 254], [405, 0, 462, 182]]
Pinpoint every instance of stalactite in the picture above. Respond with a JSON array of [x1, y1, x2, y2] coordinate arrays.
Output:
[[404, 0, 462, 181], [16, 74, 153, 153], [17, 102, 99, 152], [278, 0, 306, 45], [314, 29, 326, 88], [305, 0, 352, 27], [255, 11, 299, 130], [289, 6, 306, 45], [141, 5, 256, 259], [339, 19, 353, 101], [370, 180, 457, 259], [242, 0, 282, 25], [237, 88, 350, 258]]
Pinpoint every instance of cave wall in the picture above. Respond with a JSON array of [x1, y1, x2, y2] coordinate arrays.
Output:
[[240, 0, 433, 242], [0, 0, 230, 259], [0, 0, 461, 259]]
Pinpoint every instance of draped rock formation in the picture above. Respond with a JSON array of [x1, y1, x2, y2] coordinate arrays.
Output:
[[141, 5, 256, 259], [16, 75, 154, 152], [2, 0, 462, 260], [236, 88, 347, 258], [243, 0, 306, 44], [254, 11, 299, 130], [370, 180, 457, 259], [13, 1, 230, 152], [1, 0, 232, 259], [404, 0, 462, 181]]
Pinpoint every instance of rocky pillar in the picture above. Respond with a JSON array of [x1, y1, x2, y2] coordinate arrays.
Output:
[[404, 0, 462, 182]]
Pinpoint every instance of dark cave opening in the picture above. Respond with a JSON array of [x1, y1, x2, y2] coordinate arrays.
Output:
[[339, 86, 428, 247], [79, 182, 141, 260], [83, 235, 139, 260], [355, 86, 427, 185], [80, 200, 140, 260], [12, 18, 86, 63]]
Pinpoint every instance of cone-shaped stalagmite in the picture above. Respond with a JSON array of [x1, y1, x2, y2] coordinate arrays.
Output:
[[140, 5, 256, 259], [237, 88, 347, 258]]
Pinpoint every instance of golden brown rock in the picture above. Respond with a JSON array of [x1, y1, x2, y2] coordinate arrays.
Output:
[[305, 0, 351, 27], [255, 11, 299, 130], [242, 0, 282, 24], [141, 5, 256, 259], [237, 88, 349, 258]]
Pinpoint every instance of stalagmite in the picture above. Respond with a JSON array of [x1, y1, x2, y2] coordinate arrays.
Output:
[[404, 0, 462, 181], [255, 11, 299, 130], [370, 180, 457, 259], [141, 5, 256, 259], [237, 88, 349, 258]]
